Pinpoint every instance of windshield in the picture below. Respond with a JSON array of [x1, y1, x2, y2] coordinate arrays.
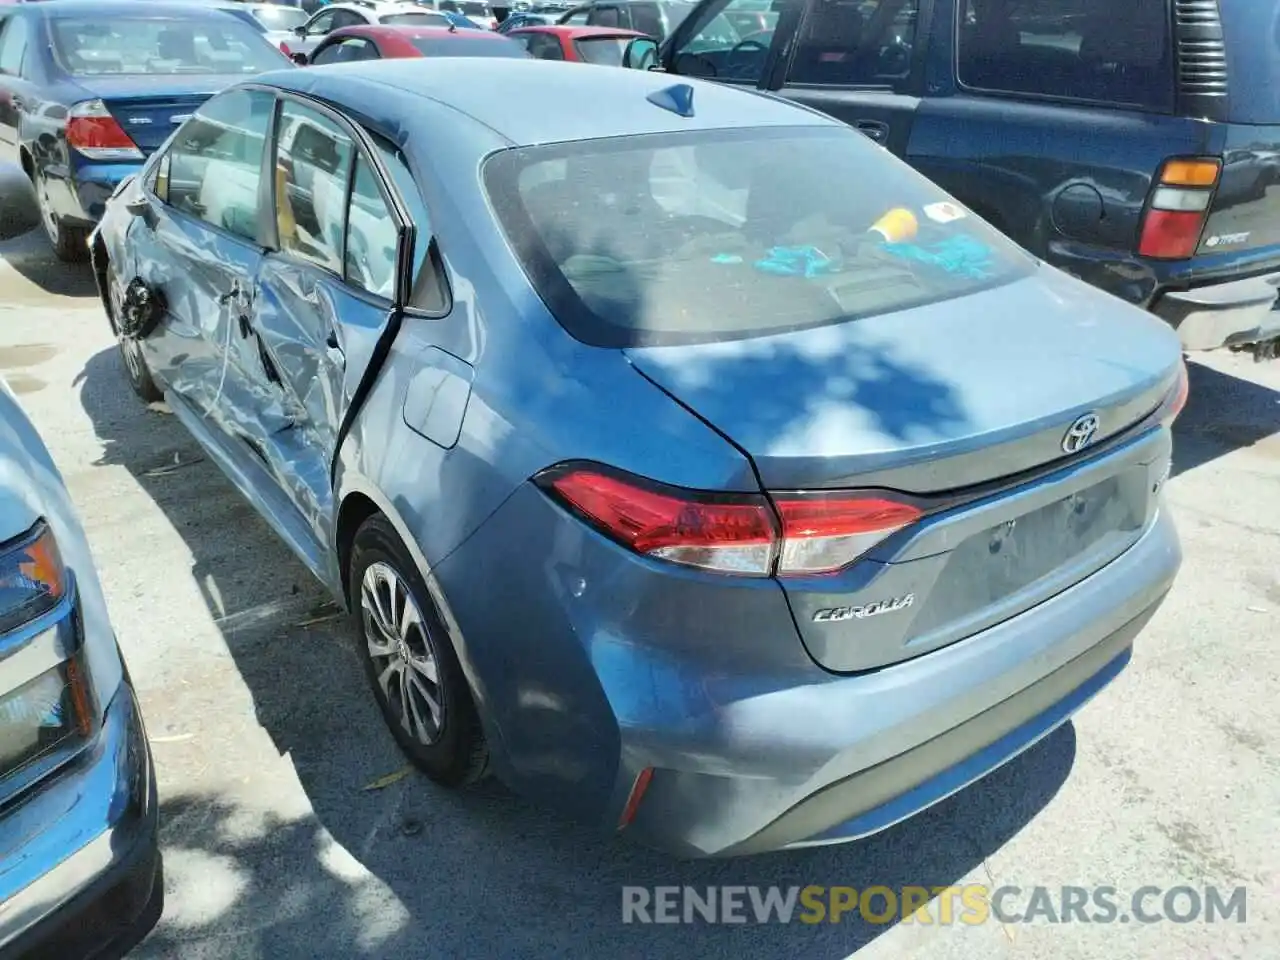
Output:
[[410, 35, 529, 55], [484, 127, 1035, 347], [49, 15, 288, 76], [251, 5, 309, 29], [574, 35, 629, 65], [381, 11, 451, 24]]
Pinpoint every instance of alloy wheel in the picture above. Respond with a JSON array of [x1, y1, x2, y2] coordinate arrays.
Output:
[[360, 560, 444, 746]]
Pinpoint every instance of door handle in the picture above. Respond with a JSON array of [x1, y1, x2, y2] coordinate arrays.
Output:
[[854, 119, 889, 144]]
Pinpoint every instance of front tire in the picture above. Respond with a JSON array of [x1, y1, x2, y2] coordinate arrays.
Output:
[[106, 274, 163, 402], [35, 172, 88, 263], [349, 515, 488, 786]]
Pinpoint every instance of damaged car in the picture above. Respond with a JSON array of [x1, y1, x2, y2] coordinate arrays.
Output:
[[0, 380, 162, 956], [92, 60, 1185, 856]]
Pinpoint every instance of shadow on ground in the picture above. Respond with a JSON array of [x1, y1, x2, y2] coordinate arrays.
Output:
[[76, 345, 1075, 959], [1172, 358, 1280, 477]]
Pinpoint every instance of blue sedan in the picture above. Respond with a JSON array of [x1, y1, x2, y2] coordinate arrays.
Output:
[[93, 60, 1185, 856], [0, 0, 290, 261]]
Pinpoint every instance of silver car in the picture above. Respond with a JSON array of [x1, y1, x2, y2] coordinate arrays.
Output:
[[0, 380, 161, 953]]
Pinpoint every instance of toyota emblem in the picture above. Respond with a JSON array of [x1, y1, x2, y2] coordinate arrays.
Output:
[[1062, 413, 1101, 454]]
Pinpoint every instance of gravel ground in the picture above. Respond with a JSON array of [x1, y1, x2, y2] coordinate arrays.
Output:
[[0, 165, 1276, 959]]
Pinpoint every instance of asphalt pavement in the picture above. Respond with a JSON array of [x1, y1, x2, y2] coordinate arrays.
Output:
[[0, 165, 1276, 959]]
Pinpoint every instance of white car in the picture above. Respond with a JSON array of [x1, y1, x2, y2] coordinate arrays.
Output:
[[0, 381, 160, 955], [289, 0, 452, 55]]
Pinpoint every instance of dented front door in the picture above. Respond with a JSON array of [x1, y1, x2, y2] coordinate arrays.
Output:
[[250, 97, 405, 541]]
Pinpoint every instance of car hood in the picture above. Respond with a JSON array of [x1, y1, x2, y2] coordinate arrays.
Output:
[[624, 267, 1183, 493]]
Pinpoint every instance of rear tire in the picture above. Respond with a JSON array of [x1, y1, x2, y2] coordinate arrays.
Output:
[[348, 514, 488, 787], [35, 172, 88, 263]]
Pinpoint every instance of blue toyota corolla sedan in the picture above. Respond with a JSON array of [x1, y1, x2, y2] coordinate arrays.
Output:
[[0, 0, 290, 262], [92, 59, 1185, 857]]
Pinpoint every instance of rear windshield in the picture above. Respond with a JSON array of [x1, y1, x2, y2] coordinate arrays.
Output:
[[1221, 0, 1280, 123], [410, 35, 528, 55], [380, 11, 451, 25], [251, 5, 309, 30], [49, 16, 287, 75], [574, 35, 629, 65], [484, 127, 1035, 347]]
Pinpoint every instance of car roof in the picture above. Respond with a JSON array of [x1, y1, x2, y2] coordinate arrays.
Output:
[[339, 23, 505, 38], [266, 58, 837, 147], [20, 0, 250, 16], [514, 24, 645, 38]]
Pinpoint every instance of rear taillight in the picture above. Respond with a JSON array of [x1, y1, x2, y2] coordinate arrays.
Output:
[[66, 100, 142, 161], [1137, 158, 1220, 260], [537, 464, 922, 577], [1161, 359, 1190, 427]]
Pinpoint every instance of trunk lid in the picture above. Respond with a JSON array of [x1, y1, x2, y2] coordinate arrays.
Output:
[[626, 268, 1181, 672], [79, 77, 242, 153]]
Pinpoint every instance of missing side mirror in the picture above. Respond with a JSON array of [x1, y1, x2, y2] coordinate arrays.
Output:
[[621, 37, 660, 71]]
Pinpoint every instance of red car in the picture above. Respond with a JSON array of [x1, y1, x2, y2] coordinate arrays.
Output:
[[506, 25, 652, 67], [306, 24, 529, 63]]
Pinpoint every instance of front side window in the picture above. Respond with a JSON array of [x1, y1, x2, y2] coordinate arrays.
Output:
[[629, 2, 665, 37], [562, 9, 591, 24], [588, 6, 622, 26], [957, 0, 1173, 110], [163, 88, 274, 242], [305, 10, 336, 34], [0, 18, 28, 76], [275, 102, 355, 274], [786, 0, 918, 87], [49, 15, 286, 76], [313, 36, 379, 63], [668, 0, 781, 83], [574, 35, 631, 65], [484, 126, 1034, 347]]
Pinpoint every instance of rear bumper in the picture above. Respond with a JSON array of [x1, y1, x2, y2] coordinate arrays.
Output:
[[1151, 272, 1280, 350], [0, 682, 162, 959], [622, 508, 1179, 856], [48, 161, 141, 227], [435, 474, 1181, 857]]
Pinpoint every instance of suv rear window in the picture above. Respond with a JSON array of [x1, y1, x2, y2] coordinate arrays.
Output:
[[958, 0, 1174, 111], [484, 126, 1034, 348]]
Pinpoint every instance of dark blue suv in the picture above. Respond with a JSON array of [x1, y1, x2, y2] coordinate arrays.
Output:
[[662, 0, 1280, 359]]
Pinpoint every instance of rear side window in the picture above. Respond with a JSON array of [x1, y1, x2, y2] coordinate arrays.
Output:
[[521, 32, 566, 59], [275, 103, 355, 275], [957, 0, 1174, 111], [484, 126, 1034, 348]]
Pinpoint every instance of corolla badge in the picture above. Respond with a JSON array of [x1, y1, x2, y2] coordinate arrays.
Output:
[[813, 595, 915, 623], [1062, 412, 1101, 454]]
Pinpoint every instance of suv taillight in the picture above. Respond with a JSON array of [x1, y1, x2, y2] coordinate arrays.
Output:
[[537, 464, 922, 577], [1137, 158, 1221, 260], [66, 100, 142, 161]]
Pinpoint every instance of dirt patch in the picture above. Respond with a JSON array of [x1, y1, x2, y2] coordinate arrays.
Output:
[[0, 343, 57, 369]]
